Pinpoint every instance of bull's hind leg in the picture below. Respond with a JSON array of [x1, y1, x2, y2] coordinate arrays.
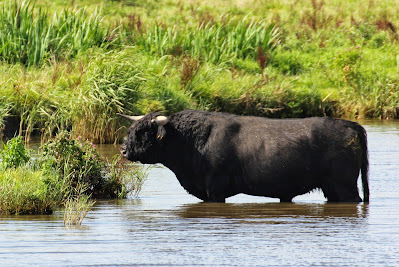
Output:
[[322, 183, 361, 202], [322, 165, 362, 202]]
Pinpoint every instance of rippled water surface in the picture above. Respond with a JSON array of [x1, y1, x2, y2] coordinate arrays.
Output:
[[1, 122, 399, 266]]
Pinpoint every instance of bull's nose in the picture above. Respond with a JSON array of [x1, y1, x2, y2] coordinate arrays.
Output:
[[120, 144, 127, 157]]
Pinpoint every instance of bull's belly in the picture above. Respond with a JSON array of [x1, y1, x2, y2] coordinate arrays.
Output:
[[241, 183, 316, 199], [238, 165, 319, 199]]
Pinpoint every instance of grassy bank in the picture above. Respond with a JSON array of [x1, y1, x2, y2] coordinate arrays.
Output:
[[0, 0, 398, 143]]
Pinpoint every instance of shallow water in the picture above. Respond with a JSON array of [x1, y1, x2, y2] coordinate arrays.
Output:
[[1, 122, 399, 266]]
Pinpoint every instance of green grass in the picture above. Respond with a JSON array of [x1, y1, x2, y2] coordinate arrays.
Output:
[[0, 167, 57, 215], [0, 0, 114, 66], [125, 16, 279, 66], [0, 0, 398, 143]]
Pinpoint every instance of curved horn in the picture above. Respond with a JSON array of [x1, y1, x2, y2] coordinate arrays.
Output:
[[151, 116, 169, 126], [117, 113, 145, 121]]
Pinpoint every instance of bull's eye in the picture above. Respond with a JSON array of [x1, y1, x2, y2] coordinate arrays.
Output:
[[135, 129, 148, 144], [135, 133, 142, 143]]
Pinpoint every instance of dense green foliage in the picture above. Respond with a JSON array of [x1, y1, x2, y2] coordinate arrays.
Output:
[[0, 135, 147, 215], [41, 132, 107, 198], [0, 136, 61, 214], [127, 18, 279, 65], [0, 0, 398, 143], [0, 136, 30, 169], [41, 132, 147, 198]]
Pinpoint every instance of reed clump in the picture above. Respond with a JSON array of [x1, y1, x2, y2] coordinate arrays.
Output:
[[104, 155, 148, 199], [63, 185, 95, 226], [0, 0, 113, 66], [128, 17, 280, 66]]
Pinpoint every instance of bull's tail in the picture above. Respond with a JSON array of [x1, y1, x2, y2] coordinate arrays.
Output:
[[357, 124, 369, 202]]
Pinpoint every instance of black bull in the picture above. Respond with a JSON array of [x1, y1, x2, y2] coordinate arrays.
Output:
[[119, 110, 369, 203]]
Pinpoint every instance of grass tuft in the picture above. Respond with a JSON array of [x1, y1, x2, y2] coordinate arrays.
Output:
[[63, 185, 95, 226], [0, 167, 57, 215]]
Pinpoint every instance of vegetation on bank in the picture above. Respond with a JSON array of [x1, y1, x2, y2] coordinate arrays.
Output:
[[0, 135, 147, 216], [0, 0, 398, 144]]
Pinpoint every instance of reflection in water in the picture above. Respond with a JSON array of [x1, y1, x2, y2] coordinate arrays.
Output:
[[0, 213, 61, 222], [176, 202, 369, 220], [115, 199, 373, 267], [94, 143, 121, 159]]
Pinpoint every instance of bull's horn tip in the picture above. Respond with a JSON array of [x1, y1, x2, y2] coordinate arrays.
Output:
[[117, 113, 145, 121]]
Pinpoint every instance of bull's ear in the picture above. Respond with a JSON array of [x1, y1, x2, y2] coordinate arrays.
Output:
[[156, 126, 167, 141], [151, 116, 169, 126], [151, 116, 168, 141]]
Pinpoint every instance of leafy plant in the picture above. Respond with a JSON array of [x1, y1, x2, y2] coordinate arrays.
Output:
[[0, 134, 148, 216], [41, 132, 106, 197], [0, 136, 30, 169]]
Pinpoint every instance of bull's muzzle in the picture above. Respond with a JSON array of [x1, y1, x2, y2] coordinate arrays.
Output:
[[120, 144, 127, 158]]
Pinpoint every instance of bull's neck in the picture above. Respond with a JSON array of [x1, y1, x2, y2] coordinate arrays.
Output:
[[159, 125, 203, 174]]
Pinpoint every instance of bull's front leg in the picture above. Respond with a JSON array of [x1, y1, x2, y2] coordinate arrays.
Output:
[[203, 173, 235, 203]]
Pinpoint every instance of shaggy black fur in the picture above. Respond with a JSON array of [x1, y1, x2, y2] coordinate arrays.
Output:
[[121, 110, 369, 203]]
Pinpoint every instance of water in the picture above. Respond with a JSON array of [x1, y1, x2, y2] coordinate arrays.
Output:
[[1, 122, 399, 266]]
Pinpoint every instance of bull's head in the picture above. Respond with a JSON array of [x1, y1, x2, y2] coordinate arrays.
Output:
[[118, 113, 169, 163]]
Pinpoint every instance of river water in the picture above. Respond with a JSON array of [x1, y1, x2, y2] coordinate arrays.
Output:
[[1, 122, 399, 266]]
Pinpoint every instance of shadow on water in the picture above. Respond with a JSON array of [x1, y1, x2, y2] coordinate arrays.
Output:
[[175, 202, 369, 220], [0, 213, 61, 222]]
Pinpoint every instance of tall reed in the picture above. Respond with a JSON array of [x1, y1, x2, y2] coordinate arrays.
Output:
[[0, 98, 11, 131], [0, 0, 112, 66], [128, 16, 279, 65], [72, 49, 146, 143], [63, 184, 95, 226]]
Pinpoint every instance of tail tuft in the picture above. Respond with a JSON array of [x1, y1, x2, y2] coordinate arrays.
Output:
[[357, 124, 369, 202]]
